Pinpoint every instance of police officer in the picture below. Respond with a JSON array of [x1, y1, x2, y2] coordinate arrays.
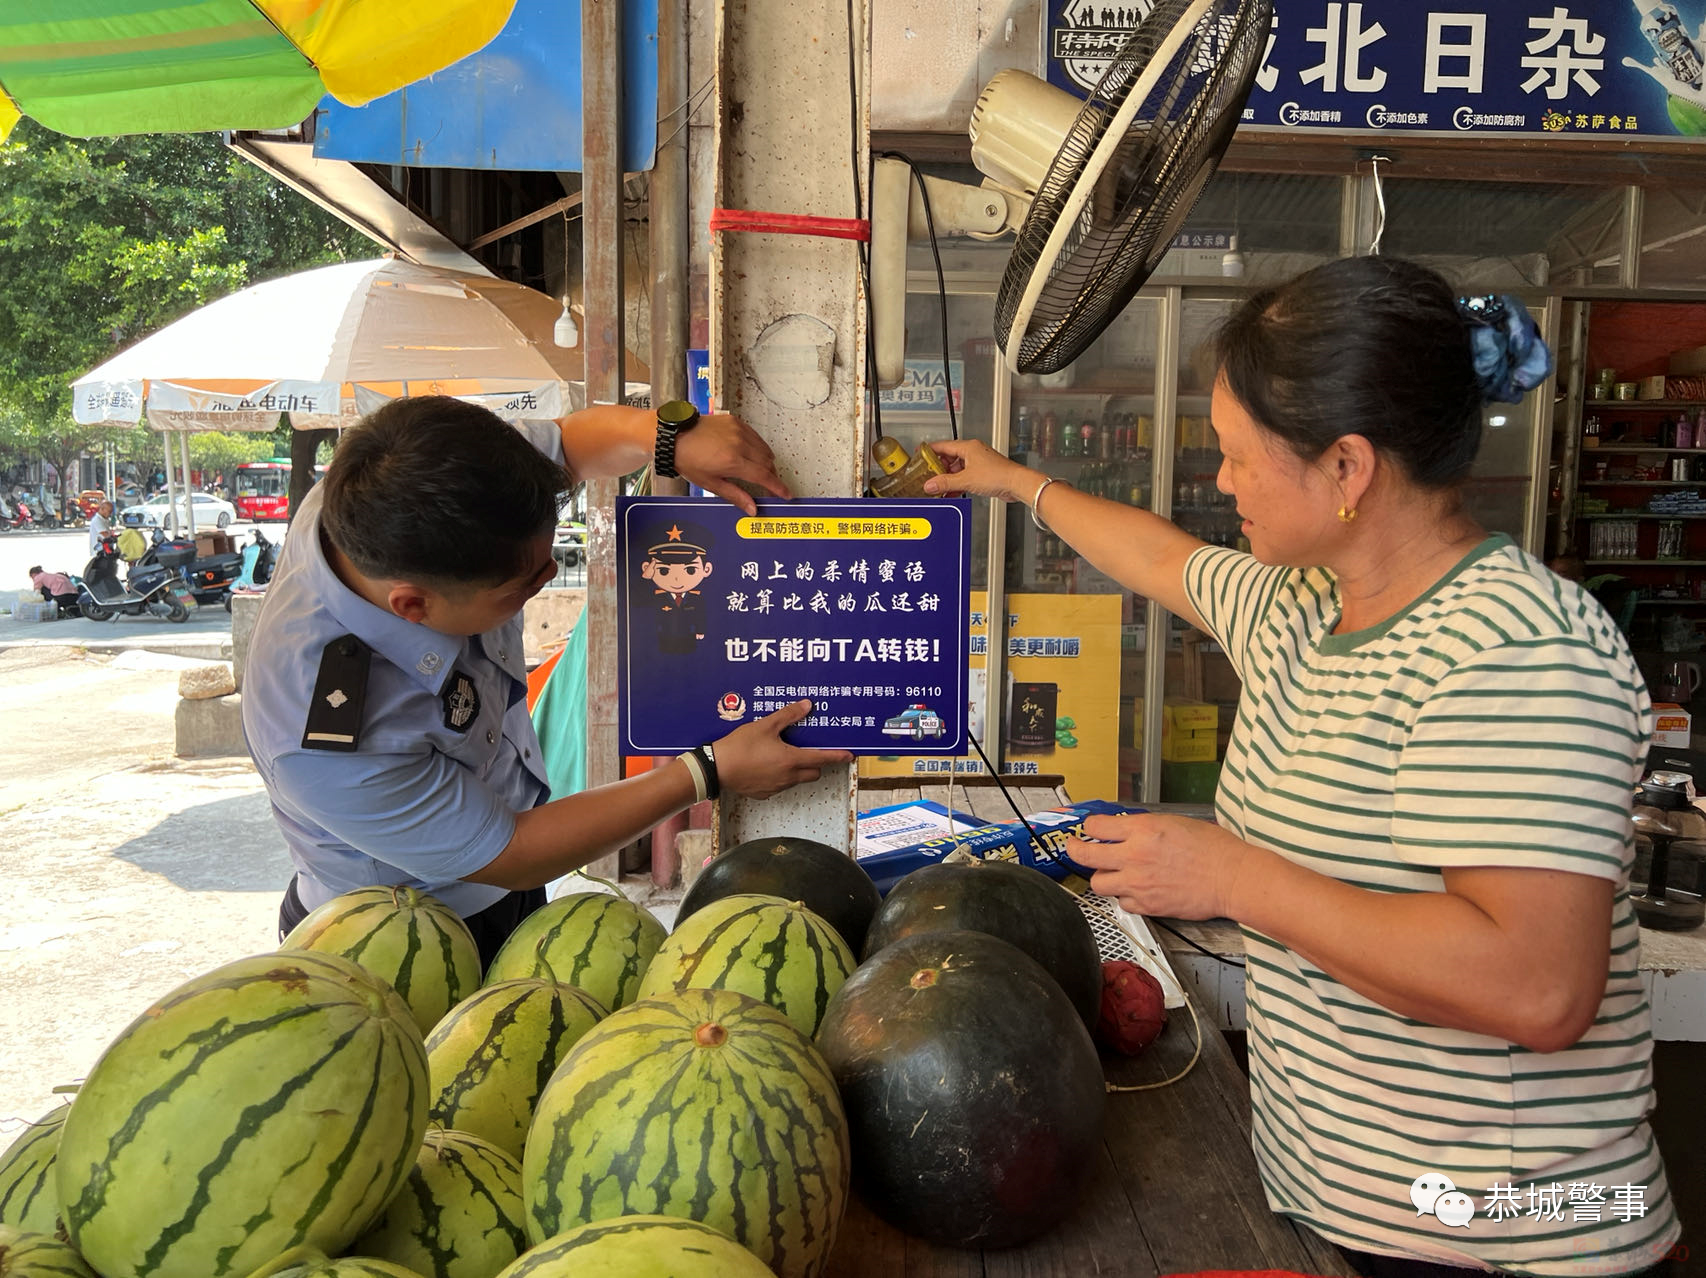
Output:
[[637, 519, 714, 655], [242, 395, 849, 966]]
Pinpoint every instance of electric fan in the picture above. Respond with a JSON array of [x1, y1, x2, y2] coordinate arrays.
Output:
[[870, 0, 1273, 379]]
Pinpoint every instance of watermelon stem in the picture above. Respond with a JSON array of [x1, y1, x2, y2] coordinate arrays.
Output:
[[693, 1021, 728, 1048]]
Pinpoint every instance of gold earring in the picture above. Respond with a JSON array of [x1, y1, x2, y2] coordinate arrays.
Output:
[[1338, 506, 1358, 524]]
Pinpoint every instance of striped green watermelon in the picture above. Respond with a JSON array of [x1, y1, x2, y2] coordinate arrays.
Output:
[[56, 951, 429, 1278], [352, 1129, 527, 1278], [523, 989, 848, 1278], [636, 894, 854, 1037], [242, 1247, 425, 1277], [492, 1215, 772, 1277], [282, 887, 482, 1036], [0, 1224, 96, 1276], [425, 982, 607, 1159], [0, 1102, 69, 1232], [483, 893, 664, 1011]]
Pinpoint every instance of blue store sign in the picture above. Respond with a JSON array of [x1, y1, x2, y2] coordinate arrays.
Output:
[[1047, 1, 1706, 139], [617, 497, 973, 755]]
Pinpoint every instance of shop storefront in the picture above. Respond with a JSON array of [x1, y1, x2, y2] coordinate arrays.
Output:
[[861, 0, 1706, 813]]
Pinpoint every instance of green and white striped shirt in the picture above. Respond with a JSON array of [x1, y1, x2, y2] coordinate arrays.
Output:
[[1184, 535, 1679, 1276]]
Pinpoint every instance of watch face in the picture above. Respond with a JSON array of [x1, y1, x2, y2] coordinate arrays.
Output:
[[657, 399, 699, 429]]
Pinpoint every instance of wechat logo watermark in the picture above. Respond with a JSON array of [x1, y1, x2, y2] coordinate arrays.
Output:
[[1412, 1173, 1476, 1229]]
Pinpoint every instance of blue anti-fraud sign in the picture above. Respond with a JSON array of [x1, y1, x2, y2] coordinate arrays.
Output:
[[617, 497, 973, 755]]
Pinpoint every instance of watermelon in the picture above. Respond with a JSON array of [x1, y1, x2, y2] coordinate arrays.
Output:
[[241, 1248, 425, 1277], [282, 887, 482, 1037], [492, 1215, 772, 1277], [523, 989, 849, 1278], [862, 859, 1102, 1028], [0, 1224, 95, 1277], [0, 1102, 68, 1233], [425, 982, 607, 1159], [483, 893, 664, 1011], [56, 951, 430, 1278], [678, 836, 881, 953], [353, 1129, 527, 1278], [815, 929, 1106, 1249], [637, 894, 854, 1037]]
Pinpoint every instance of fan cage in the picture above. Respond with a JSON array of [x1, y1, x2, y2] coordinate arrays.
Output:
[[995, 0, 1273, 374]]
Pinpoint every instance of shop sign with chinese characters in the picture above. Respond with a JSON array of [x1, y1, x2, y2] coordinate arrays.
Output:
[[1047, 1, 1706, 139], [616, 498, 972, 754]]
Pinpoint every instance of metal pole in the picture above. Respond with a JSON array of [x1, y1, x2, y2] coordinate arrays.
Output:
[[648, 0, 693, 886], [181, 432, 198, 535], [162, 431, 178, 536], [582, 0, 627, 882]]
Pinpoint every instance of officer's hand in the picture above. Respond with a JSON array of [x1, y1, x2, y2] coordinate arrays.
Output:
[[713, 700, 852, 799], [673, 414, 792, 515]]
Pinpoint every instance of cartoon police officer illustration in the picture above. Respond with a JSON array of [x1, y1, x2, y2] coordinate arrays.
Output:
[[638, 519, 714, 655]]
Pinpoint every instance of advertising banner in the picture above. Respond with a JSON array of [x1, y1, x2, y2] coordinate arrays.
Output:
[[877, 359, 964, 413], [858, 590, 1123, 801], [617, 497, 973, 755], [1047, 1, 1706, 139]]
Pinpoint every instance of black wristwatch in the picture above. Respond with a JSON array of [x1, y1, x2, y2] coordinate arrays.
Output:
[[654, 400, 700, 480]]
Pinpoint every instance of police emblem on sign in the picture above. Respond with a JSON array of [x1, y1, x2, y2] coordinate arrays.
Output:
[[442, 673, 480, 733]]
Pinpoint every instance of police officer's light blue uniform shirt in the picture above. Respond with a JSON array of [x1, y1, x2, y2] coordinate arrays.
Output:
[[241, 421, 561, 918]]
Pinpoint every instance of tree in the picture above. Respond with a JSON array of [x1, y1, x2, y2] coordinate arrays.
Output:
[[0, 122, 367, 506]]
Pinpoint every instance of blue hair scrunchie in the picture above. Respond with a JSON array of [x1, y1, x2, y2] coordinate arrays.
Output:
[[1458, 294, 1555, 406]]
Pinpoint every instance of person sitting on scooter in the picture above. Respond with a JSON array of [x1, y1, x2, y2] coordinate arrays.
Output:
[[28, 566, 79, 613], [87, 501, 113, 556]]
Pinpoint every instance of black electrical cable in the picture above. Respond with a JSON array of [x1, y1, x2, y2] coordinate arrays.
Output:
[[963, 731, 1062, 867], [845, 0, 881, 445], [874, 150, 958, 442], [1152, 919, 1247, 969]]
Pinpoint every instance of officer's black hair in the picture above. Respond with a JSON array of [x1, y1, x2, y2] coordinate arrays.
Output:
[[1212, 255, 1485, 489], [322, 396, 571, 589]]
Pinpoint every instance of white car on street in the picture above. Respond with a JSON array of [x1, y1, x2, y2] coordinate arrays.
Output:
[[120, 492, 237, 529]]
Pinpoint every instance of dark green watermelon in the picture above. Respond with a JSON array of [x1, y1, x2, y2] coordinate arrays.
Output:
[[861, 859, 1101, 1029], [678, 836, 881, 953], [814, 929, 1105, 1250]]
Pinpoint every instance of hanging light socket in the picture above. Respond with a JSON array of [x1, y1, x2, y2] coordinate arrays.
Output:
[[553, 297, 579, 348], [1221, 233, 1245, 277]]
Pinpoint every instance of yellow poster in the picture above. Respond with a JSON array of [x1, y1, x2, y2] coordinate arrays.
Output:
[[857, 591, 1121, 801]]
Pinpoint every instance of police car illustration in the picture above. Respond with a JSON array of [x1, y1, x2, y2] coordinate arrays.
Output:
[[882, 703, 945, 740]]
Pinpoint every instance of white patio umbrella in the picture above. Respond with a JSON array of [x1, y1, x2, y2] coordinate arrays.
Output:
[[70, 255, 611, 434]]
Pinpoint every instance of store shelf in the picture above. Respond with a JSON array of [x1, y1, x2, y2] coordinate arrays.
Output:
[[1584, 559, 1706, 566], [1587, 399, 1706, 408], [1579, 480, 1706, 487], [1584, 447, 1706, 454], [1579, 513, 1706, 520], [1636, 598, 1706, 607]]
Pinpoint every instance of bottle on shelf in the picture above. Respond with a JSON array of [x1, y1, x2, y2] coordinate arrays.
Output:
[[1677, 413, 1695, 451], [1014, 406, 1034, 454], [1585, 413, 1602, 447], [1040, 412, 1058, 459]]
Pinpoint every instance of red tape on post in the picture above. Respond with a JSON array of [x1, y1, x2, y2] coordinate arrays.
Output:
[[709, 209, 871, 242]]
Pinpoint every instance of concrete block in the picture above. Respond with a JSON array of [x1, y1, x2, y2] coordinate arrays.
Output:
[[178, 663, 236, 701], [175, 691, 247, 759], [676, 829, 716, 890], [522, 589, 586, 666], [231, 591, 264, 690]]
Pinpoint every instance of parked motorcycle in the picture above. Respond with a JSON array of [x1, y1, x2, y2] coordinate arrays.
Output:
[[77, 533, 197, 623], [0, 495, 36, 531]]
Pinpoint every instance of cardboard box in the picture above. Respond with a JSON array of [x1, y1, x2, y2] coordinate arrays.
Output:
[[1638, 374, 1670, 400], [1653, 702, 1692, 748], [1669, 346, 1706, 376], [195, 531, 234, 557], [1162, 729, 1218, 763], [1131, 700, 1224, 751]]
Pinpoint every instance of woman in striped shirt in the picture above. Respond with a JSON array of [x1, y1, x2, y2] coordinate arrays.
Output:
[[926, 255, 1679, 1278]]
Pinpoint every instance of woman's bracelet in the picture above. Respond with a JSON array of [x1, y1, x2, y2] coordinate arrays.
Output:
[[679, 750, 709, 804], [1030, 475, 1065, 533]]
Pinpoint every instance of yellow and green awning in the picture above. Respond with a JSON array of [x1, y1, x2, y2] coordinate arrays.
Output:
[[0, 0, 517, 142]]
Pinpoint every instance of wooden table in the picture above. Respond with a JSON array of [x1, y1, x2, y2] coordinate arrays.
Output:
[[822, 967, 1354, 1277]]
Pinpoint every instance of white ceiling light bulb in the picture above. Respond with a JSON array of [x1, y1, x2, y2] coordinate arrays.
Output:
[[553, 297, 579, 348]]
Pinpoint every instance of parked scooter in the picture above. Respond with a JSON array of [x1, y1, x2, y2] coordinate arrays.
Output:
[[77, 532, 197, 623], [0, 494, 35, 531], [225, 529, 278, 611], [142, 527, 245, 606]]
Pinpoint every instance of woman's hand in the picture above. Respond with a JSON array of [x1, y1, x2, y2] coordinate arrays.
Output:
[[922, 439, 1043, 505], [712, 700, 853, 799], [674, 414, 792, 515], [1065, 813, 1253, 920]]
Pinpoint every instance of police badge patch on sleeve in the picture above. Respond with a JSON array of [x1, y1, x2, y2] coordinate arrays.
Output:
[[442, 672, 480, 732]]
